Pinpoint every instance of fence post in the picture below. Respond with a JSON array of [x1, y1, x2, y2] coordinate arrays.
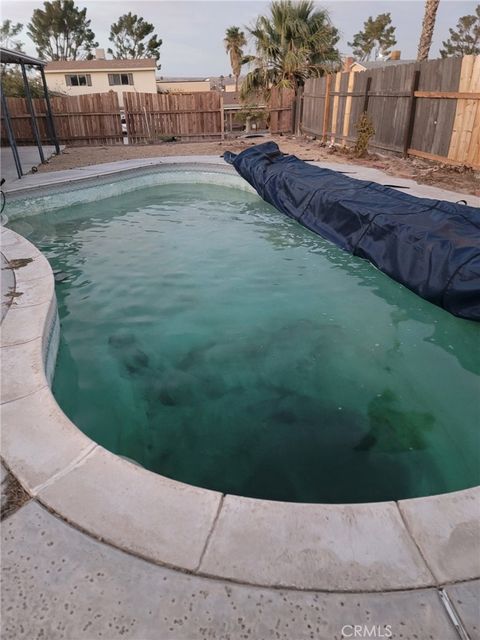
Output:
[[293, 85, 303, 135], [20, 62, 45, 163], [39, 66, 60, 154], [220, 94, 225, 140], [403, 68, 421, 158], [342, 71, 355, 139], [330, 72, 342, 143], [1, 88, 23, 178], [322, 74, 332, 142], [362, 76, 372, 113]]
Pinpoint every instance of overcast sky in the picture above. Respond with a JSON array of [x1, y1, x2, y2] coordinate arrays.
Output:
[[3, 0, 477, 76]]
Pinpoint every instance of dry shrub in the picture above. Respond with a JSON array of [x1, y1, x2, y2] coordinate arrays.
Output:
[[354, 112, 375, 158]]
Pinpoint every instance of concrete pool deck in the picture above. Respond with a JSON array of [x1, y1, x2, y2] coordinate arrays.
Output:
[[4, 153, 480, 208], [1, 157, 479, 638], [0, 145, 64, 188]]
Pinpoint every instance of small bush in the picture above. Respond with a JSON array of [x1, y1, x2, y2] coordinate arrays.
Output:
[[354, 112, 375, 157]]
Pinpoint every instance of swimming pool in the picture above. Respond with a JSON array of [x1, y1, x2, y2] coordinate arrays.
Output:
[[8, 171, 480, 503]]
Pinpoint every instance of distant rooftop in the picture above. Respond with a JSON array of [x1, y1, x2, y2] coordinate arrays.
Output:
[[45, 58, 156, 71], [155, 75, 244, 86], [157, 77, 210, 83], [354, 59, 415, 69]]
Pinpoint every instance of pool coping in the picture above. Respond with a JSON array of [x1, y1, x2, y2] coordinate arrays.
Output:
[[1, 158, 479, 593]]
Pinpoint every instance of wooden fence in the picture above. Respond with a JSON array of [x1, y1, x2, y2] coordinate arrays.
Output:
[[2, 88, 296, 147], [298, 55, 480, 169], [124, 91, 223, 142], [269, 87, 295, 133], [2, 92, 123, 146], [6, 60, 477, 167]]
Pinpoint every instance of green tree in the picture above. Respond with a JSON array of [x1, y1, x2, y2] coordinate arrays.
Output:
[[1, 68, 46, 97], [27, 0, 98, 60], [224, 26, 247, 92], [417, 0, 440, 61], [1, 20, 24, 52], [440, 5, 480, 57], [348, 13, 397, 61], [242, 0, 340, 99], [108, 13, 162, 67]]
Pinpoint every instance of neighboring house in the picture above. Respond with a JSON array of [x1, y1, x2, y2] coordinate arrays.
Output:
[[155, 75, 245, 94], [220, 76, 245, 92], [343, 51, 414, 73], [210, 76, 245, 92], [156, 77, 211, 93], [44, 49, 157, 106]]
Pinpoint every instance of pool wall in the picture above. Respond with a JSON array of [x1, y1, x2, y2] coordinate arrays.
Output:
[[3, 163, 256, 220], [1, 159, 479, 593]]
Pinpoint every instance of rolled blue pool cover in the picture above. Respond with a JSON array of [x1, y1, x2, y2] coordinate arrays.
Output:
[[224, 142, 480, 321]]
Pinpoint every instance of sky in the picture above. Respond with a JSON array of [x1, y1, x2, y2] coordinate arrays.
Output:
[[2, 0, 477, 76]]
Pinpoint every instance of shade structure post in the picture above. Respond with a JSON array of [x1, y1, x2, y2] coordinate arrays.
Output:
[[40, 66, 60, 154], [0, 84, 23, 179], [20, 61, 45, 163]]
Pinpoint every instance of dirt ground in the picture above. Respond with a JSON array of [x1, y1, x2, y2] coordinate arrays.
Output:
[[38, 134, 479, 197]]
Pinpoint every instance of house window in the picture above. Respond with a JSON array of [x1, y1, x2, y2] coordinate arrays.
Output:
[[65, 74, 92, 87], [108, 73, 134, 86]]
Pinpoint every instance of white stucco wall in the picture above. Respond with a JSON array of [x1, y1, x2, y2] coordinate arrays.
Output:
[[45, 69, 157, 106]]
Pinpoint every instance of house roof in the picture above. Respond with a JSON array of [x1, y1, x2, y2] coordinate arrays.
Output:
[[353, 59, 415, 70], [155, 76, 244, 85], [157, 77, 210, 83], [45, 58, 156, 72]]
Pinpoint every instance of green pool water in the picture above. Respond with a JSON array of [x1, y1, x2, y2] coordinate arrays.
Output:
[[9, 179, 480, 503]]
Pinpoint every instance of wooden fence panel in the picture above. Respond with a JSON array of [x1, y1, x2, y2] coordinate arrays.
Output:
[[1, 92, 123, 146], [348, 72, 369, 139], [1, 97, 47, 143], [268, 88, 295, 133], [301, 77, 326, 136], [447, 55, 480, 165], [52, 93, 123, 145], [366, 64, 413, 153], [411, 57, 461, 157], [123, 91, 223, 142], [297, 55, 479, 168]]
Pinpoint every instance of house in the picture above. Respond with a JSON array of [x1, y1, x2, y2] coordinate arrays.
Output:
[[44, 49, 157, 106], [210, 75, 245, 92], [343, 51, 414, 73], [155, 75, 245, 94], [156, 77, 211, 93]]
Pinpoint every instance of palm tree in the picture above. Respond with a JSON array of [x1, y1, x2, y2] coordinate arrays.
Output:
[[417, 0, 440, 60], [241, 0, 340, 99], [224, 26, 247, 92]]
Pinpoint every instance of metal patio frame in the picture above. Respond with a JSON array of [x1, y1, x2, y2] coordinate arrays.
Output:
[[1, 47, 60, 179]]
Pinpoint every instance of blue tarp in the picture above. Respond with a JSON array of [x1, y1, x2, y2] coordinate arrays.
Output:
[[224, 142, 480, 321]]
